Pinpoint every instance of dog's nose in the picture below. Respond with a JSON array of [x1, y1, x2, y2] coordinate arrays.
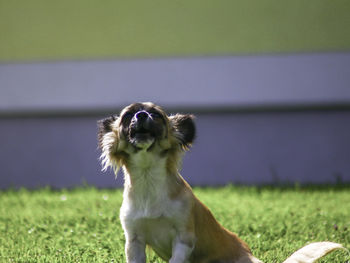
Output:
[[135, 111, 149, 121]]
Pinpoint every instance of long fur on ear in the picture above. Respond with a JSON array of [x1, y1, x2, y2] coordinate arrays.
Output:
[[97, 116, 122, 174], [98, 116, 116, 149], [169, 114, 196, 150]]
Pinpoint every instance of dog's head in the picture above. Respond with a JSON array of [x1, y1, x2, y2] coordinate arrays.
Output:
[[98, 102, 195, 173]]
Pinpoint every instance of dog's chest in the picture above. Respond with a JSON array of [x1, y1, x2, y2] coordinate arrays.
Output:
[[120, 151, 187, 259], [122, 151, 176, 218], [122, 192, 181, 261], [121, 170, 185, 221], [122, 181, 179, 219]]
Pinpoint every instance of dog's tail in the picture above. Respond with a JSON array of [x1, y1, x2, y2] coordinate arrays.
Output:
[[281, 242, 346, 263]]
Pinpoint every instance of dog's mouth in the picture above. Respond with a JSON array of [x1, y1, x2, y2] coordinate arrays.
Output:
[[130, 127, 154, 139], [126, 111, 165, 148], [129, 125, 157, 148]]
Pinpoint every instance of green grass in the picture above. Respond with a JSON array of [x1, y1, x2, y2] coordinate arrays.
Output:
[[0, 185, 349, 262]]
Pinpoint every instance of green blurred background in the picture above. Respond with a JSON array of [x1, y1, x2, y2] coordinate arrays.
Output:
[[1, 0, 350, 62]]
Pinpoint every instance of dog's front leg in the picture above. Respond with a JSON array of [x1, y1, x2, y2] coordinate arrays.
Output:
[[125, 235, 146, 263], [169, 234, 194, 263]]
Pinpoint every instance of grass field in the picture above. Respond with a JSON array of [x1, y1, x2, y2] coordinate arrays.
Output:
[[0, 185, 349, 262]]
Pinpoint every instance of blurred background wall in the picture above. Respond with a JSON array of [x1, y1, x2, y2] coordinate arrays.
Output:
[[1, 0, 350, 188]]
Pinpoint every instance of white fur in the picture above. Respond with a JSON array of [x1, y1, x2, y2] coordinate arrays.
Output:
[[121, 148, 171, 219], [170, 240, 193, 263], [282, 242, 345, 263], [120, 148, 193, 262], [100, 131, 118, 172]]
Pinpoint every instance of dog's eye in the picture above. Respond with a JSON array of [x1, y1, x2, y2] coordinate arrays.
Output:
[[122, 112, 134, 121], [150, 112, 161, 119]]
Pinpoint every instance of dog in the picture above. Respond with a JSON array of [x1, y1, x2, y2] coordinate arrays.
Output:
[[98, 102, 344, 263]]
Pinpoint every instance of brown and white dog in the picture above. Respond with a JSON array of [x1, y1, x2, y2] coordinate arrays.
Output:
[[98, 102, 344, 263]]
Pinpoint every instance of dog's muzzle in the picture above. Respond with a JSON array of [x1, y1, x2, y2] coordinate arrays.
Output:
[[129, 111, 157, 144]]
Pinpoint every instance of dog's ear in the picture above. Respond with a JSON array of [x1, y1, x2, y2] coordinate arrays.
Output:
[[97, 115, 117, 149], [170, 114, 196, 150], [98, 115, 123, 173]]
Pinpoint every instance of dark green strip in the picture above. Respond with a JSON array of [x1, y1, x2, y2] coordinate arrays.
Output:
[[1, 0, 350, 61]]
